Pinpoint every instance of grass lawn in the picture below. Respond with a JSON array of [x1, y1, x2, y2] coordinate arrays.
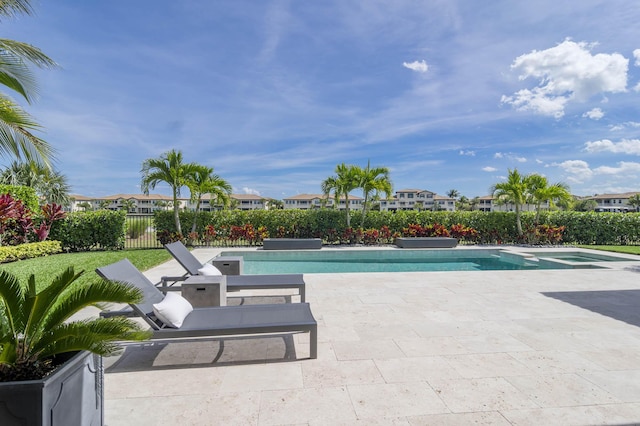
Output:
[[579, 245, 640, 256], [1, 249, 172, 289]]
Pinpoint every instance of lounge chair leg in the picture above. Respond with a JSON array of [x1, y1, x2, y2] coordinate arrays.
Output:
[[300, 286, 306, 303], [309, 326, 317, 359]]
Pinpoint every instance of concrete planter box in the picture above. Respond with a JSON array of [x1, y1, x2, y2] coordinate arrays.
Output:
[[395, 237, 458, 248], [0, 351, 103, 426], [263, 238, 322, 250]]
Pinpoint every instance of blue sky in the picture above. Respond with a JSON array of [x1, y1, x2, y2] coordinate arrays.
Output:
[[3, 1, 640, 199]]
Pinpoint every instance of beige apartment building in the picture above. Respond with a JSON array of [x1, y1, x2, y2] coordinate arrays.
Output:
[[586, 192, 640, 212], [379, 189, 456, 212], [282, 194, 364, 210]]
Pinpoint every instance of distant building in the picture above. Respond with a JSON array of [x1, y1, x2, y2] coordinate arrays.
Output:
[[585, 192, 640, 212], [282, 193, 364, 210], [379, 189, 456, 212]]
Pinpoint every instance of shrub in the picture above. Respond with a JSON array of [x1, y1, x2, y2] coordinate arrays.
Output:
[[0, 241, 62, 263], [49, 210, 126, 251]]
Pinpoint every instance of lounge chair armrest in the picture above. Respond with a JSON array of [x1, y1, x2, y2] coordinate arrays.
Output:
[[100, 307, 135, 318], [159, 275, 188, 288]]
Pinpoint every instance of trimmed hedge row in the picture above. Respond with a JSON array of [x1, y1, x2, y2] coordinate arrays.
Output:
[[154, 209, 640, 246], [49, 210, 127, 251], [0, 240, 62, 263]]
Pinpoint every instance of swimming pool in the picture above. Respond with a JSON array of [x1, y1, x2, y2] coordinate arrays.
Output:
[[217, 248, 621, 274]]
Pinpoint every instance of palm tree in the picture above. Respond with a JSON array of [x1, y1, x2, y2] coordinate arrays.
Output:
[[491, 169, 529, 235], [357, 161, 392, 228], [186, 164, 232, 233], [627, 194, 640, 212], [321, 163, 360, 228], [0, 0, 57, 168], [0, 267, 149, 380], [140, 149, 198, 235], [98, 200, 110, 210], [573, 198, 597, 212], [526, 174, 572, 223], [77, 201, 91, 211], [120, 199, 136, 213], [446, 189, 459, 199], [0, 161, 70, 205]]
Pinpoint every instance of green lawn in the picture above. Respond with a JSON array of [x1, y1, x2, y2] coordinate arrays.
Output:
[[578, 245, 640, 256], [1, 249, 172, 289]]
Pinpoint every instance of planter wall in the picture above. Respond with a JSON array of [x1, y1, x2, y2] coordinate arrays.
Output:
[[395, 237, 458, 248], [0, 351, 103, 426]]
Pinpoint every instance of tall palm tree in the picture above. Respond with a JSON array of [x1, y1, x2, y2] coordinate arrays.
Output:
[[526, 174, 572, 223], [357, 161, 392, 228], [321, 163, 360, 228], [627, 194, 640, 212], [187, 164, 232, 233], [446, 189, 459, 199], [140, 149, 198, 235], [0, 161, 70, 205], [491, 169, 529, 235], [0, 0, 57, 168]]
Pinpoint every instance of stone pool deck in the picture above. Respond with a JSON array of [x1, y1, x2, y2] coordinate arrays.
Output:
[[103, 247, 640, 425]]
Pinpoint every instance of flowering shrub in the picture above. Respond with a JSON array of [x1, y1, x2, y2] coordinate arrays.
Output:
[[0, 194, 65, 245], [449, 223, 479, 243], [401, 223, 451, 238], [520, 225, 565, 245]]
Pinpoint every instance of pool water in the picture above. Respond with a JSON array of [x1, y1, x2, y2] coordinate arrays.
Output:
[[218, 248, 600, 274]]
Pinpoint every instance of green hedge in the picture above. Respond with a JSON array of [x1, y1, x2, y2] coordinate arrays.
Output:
[[0, 240, 63, 263], [154, 209, 640, 246], [49, 210, 127, 251], [0, 185, 40, 211]]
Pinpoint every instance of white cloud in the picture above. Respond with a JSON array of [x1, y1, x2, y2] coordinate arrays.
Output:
[[635, 82, 640, 92], [501, 39, 628, 118], [593, 161, 640, 175], [482, 166, 497, 172], [556, 159, 640, 184], [556, 160, 593, 183], [402, 60, 429, 73], [493, 151, 526, 162], [459, 150, 475, 156], [583, 107, 604, 120], [242, 187, 261, 195], [584, 139, 640, 155], [634, 49, 640, 66]]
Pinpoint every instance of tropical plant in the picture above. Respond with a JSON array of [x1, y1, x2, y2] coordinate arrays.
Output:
[[627, 194, 640, 212], [446, 189, 459, 199], [119, 199, 135, 213], [77, 201, 91, 211], [0, 0, 57, 168], [490, 169, 529, 235], [141, 149, 199, 235], [0, 267, 150, 381], [321, 163, 360, 228], [356, 161, 392, 228], [186, 164, 231, 233], [0, 161, 70, 205], [526, 174, 572, 223]]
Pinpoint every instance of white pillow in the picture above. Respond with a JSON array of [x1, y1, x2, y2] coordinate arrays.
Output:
[[152, 292, 193, 328], [198, 263, 222, 276]]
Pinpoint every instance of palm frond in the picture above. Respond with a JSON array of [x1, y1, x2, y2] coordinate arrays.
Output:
[[43, 279, 142, 331], [33, 318, 150, 359]]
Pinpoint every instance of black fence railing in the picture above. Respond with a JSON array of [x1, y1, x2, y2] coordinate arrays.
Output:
[[125, 214, 161, 249]]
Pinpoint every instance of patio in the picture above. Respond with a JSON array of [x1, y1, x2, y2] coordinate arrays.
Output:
[[103, 248, 640, 425]]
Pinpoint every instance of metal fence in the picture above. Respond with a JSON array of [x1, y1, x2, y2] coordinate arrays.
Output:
[[124, 214, 161, 249]]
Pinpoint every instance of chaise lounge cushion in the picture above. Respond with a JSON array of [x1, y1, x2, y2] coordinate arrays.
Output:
[[152, 292, 194, 328], [198, 263, 222, 276]]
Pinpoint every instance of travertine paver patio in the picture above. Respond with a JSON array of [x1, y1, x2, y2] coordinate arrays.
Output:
[[103, 247, 640, 425]]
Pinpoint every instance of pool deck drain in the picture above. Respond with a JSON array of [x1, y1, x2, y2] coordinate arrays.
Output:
[[103, 247, 640, 425]]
